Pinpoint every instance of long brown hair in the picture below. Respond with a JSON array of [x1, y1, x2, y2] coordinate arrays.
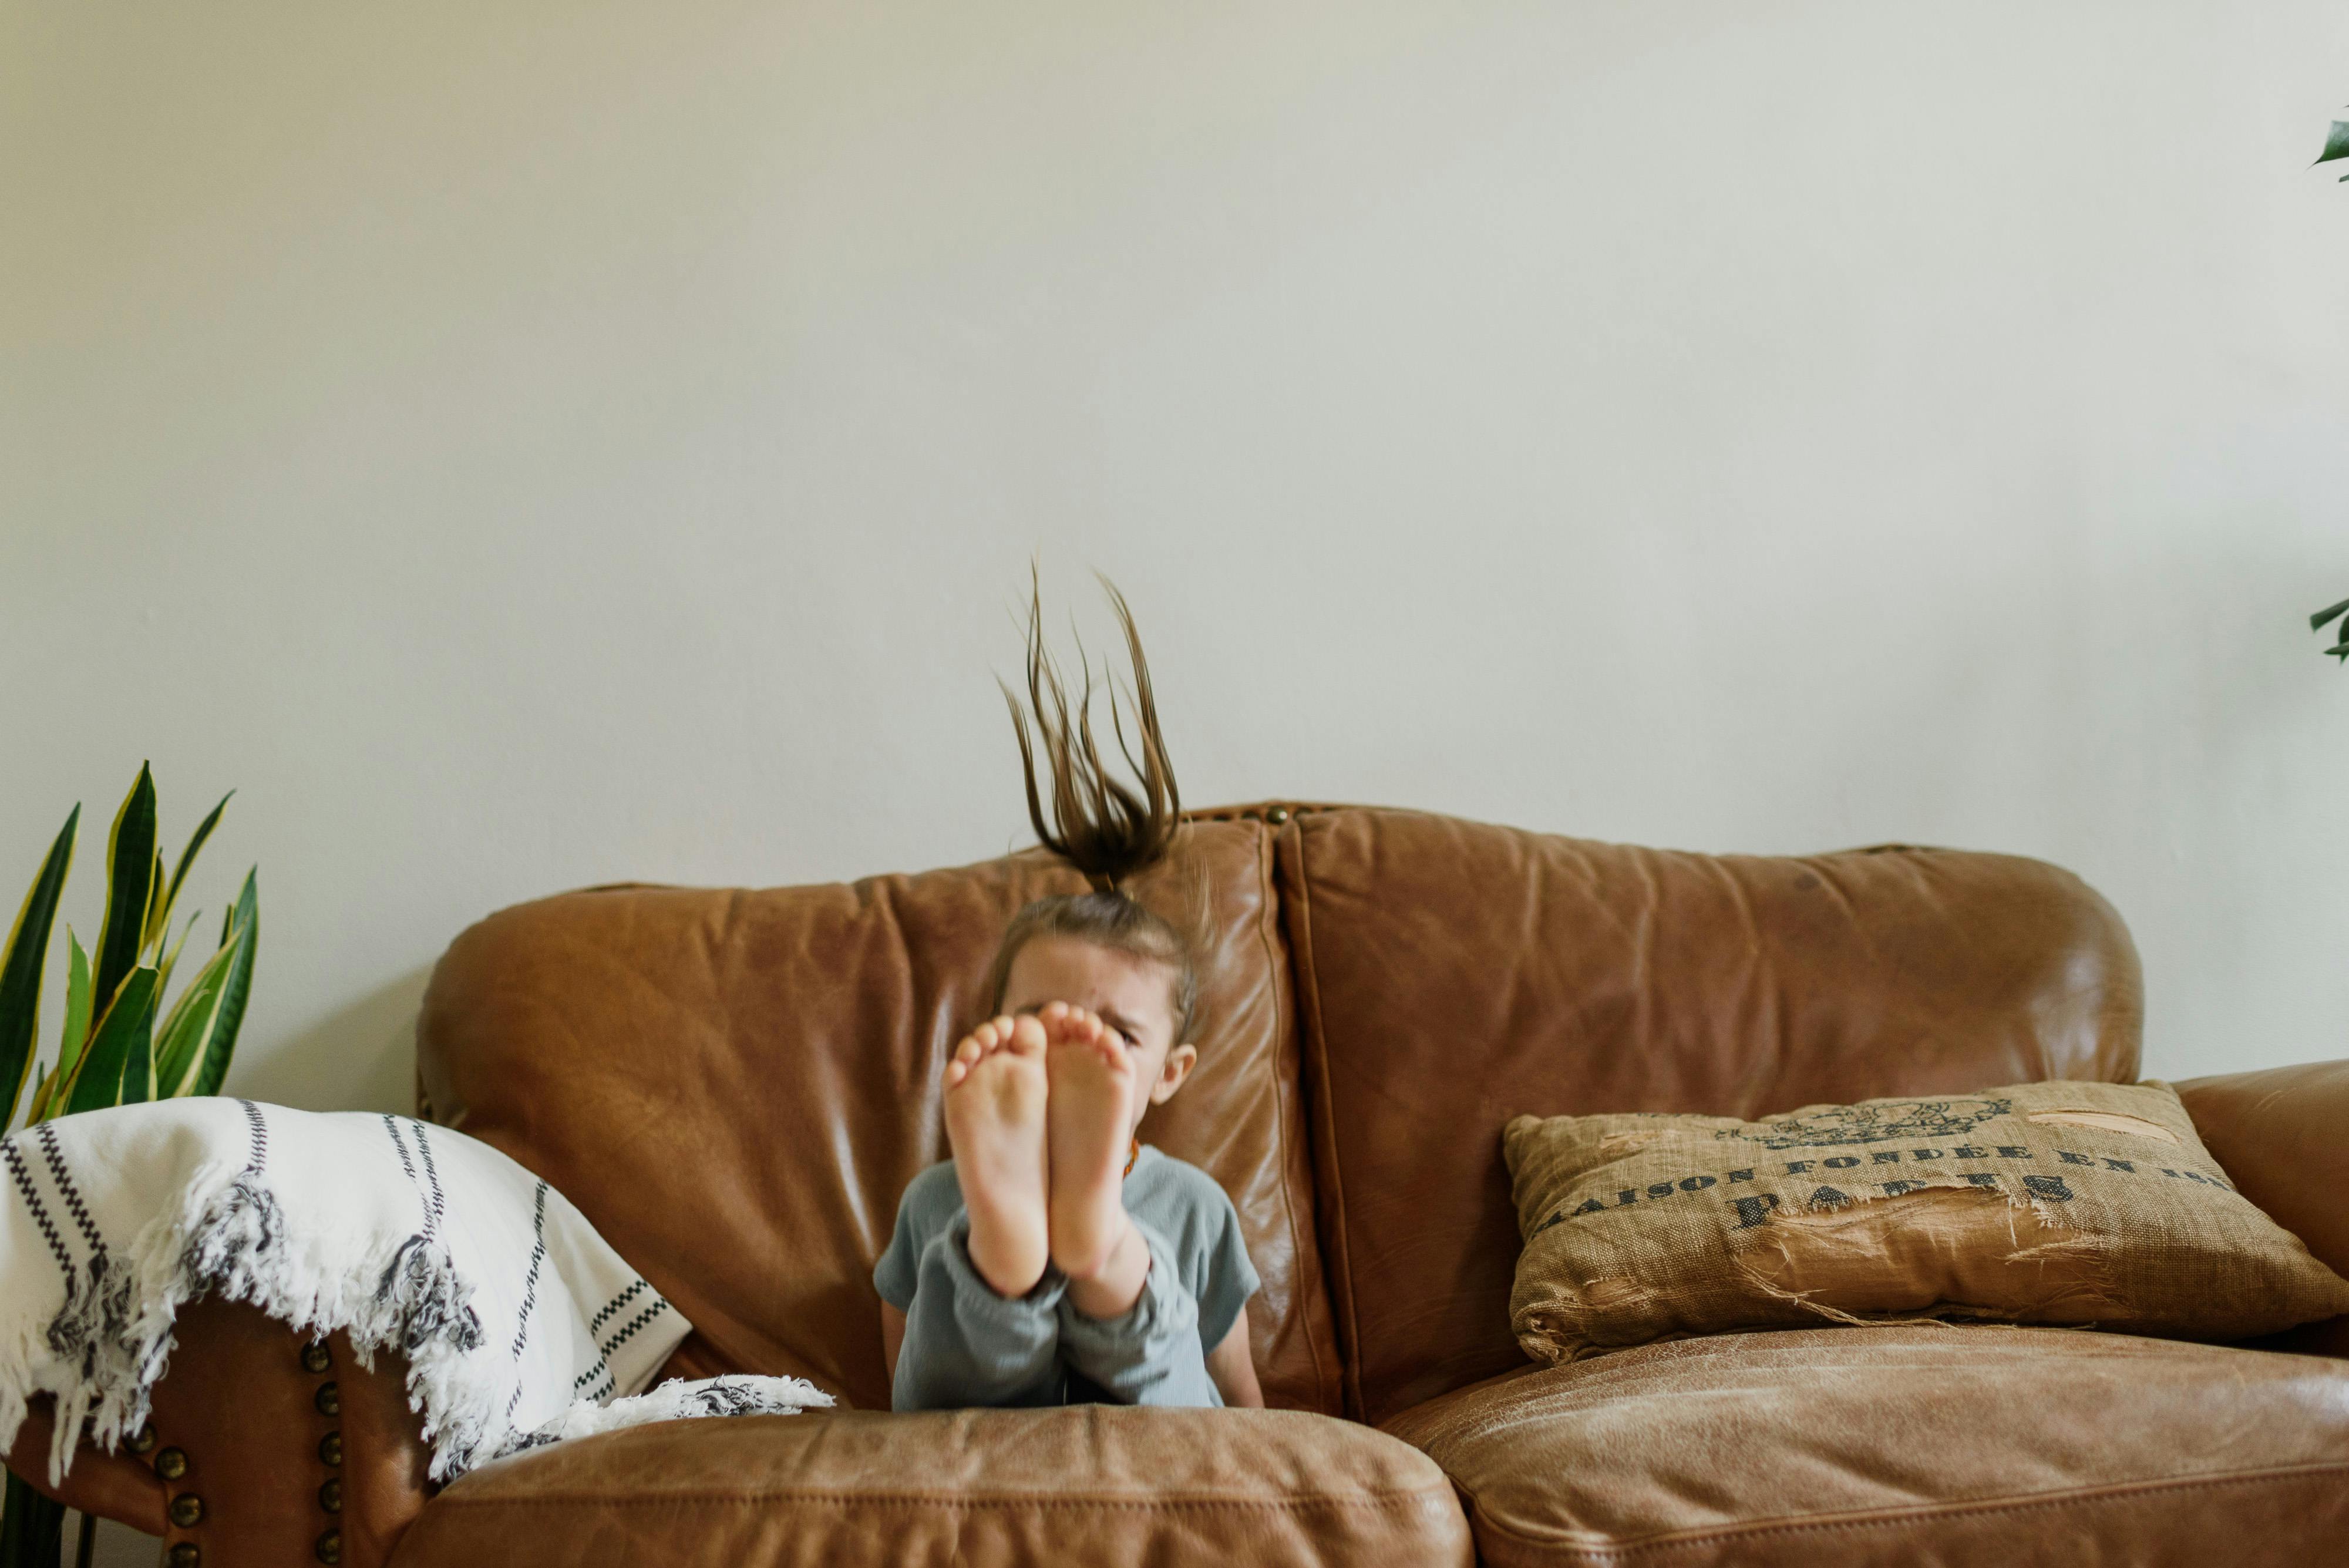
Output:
[[984, 573, 1202, 1043]]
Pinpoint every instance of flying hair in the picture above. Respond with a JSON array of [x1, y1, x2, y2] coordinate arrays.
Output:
[[1001, 569, 1182, 895], [986, 571, 1203, 1045]]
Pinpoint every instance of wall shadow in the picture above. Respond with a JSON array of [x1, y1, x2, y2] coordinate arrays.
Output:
[[231, 965, 433, 1116]]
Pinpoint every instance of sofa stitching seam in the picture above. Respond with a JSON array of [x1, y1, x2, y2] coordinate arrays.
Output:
[[1252, 816, 1338, 1415], [1469, 1458, 2349, 1559], [428, 1486, 1462, 1513], [1283, 815, 1364, 1422]]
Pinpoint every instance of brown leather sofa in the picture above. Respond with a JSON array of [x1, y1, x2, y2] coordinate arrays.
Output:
[[11, 804, 2349, 1566]]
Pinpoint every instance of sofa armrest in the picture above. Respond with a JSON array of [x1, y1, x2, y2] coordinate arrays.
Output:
[[3, 1296, 430, 1567], [2178, 1059, 2349, 1357]]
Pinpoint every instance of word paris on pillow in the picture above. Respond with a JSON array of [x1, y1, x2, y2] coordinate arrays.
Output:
[[1504, 1080, 2349, 1364]]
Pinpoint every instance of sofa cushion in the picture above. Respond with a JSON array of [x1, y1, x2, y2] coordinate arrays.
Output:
[[1277, 806, 2143, 1422], [1503, 1080, 2349, 1360], [1380, 1325, 2349, 1567], [416, 815, 1341, 1414], [388, 1407, 1472, 1568]]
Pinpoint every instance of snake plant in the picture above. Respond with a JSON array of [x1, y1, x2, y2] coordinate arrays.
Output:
[[0, 763, 260, 1568], [2311, 114, 2345, 666]]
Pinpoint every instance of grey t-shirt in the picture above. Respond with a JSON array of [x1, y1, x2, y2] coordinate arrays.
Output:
[[874, 1145, 1262, 1354]]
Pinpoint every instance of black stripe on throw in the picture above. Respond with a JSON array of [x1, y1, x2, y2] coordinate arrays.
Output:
[[569, 1278, 661, 1400], [2, 1137, 78, 1296], [588, 1279, 648, 1335], [236, 1099, 268, 1177], [412, 1122, 447, 1235], [382, 1115, 428, 1229], [504, 1185, 547, 1428], [510, 1182, 549, 1361], [22, 1125, 136, 1368], [597, 1298, 672, 1362], [383, 1114, 417, 1182], [34, 1123, 106, 1260]]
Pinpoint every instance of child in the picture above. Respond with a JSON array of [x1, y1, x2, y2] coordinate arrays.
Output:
[[874, 583, 1264, 1411]]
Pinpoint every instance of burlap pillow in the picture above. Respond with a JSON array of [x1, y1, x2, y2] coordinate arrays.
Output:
[[1505, 1079, 2349, 1364]]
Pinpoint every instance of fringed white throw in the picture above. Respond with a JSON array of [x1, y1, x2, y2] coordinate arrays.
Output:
[[0, 1099, 830, 1486]]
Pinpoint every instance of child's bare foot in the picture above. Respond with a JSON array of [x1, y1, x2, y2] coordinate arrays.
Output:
[[944, 1013, 1050, 1297], [1042, 1002, 1138, 1281]]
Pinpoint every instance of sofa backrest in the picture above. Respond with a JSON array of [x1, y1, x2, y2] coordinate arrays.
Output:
[[1277, 807, 2145, 1424], [415, 815, 1343, 1414], [416, 802, 2145, 1429]]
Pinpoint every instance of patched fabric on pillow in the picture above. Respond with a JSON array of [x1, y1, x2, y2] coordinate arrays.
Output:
[[1504, 1080, 2349, 1364]]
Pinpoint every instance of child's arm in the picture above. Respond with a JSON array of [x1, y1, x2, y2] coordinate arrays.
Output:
[[1204, 1305, 1264, 1408], [881, 1300, 907, 1388]]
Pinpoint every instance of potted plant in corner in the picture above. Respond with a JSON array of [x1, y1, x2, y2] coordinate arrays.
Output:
[[2309, 107, 2344, 666], [2316, 600, 2349, 664], [0, 765, 260, 1568]]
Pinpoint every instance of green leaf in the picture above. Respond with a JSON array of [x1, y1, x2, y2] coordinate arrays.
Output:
[[2320, 120, 2349, 166], [0, 806, 78, 1131], [92, 763, 157, 1022], [56, 928, 92, 1083], [17, 935, 90, 1129], [2312, 598, 2349, 633], [62, 965, 157, 1116], [120, 1017, 153, 1105], [153, 909, 200, 1009], [189, 871, 258, 1099], [141, 847, 166, 954], [26, 1068, 55, 1124], [154, 790, 232, 960], [153, 938, 236, 1098]]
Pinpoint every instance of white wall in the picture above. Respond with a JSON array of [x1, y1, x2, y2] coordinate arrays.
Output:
[[8, 0, 2348, 1105], [5, 1, 2344, 1556], [8, 0, 2348, 1091]]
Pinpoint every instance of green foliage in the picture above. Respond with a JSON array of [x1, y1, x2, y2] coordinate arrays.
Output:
[[62, 968, 157, 1116], [0, 767, 261, 1562], [87, 768, 154, 1027], [2314, 599, 2349, 665], [0, 812, 75, 1131], [189, 872, 258, 1099], [2321, 118, 2349, 179], [1, 763, 260, 1132]]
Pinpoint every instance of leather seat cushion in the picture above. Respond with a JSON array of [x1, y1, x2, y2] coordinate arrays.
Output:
[[389, 1407, 1473, 1568], [1379, 1325, 2349, 1567]]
